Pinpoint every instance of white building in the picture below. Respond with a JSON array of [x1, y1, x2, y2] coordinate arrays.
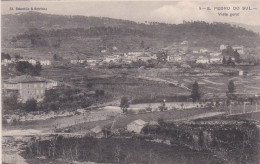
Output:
[[28, 59, 37, 66], [193, 50, 199, 54], [3, 75, 58, 102], [40, 60, 51, 66], [167, 55, 174, 62], [70, 60, 86, 64], [239, 70, 244, 76], [101, 49, 107, 53], [112, 46, 118, 51], [104, 56, 120, 63], [127, 119, 147, 133], [210, 57, 222, 64], [1, 59, 13, 66], [210, 52, 221, 57], [196, 57, 210, 64], [220, 44, 227, 50], [232, 46, 244, 55], [200, 49, 209, 54]]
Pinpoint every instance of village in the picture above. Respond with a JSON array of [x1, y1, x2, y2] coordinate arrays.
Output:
[[1, 8, 260, 164]]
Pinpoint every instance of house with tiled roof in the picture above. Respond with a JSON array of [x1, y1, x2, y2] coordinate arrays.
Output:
[[3, 75, 58, 102]]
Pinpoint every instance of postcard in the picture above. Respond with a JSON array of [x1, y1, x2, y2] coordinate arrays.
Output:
[[1, 1, 260, 164]]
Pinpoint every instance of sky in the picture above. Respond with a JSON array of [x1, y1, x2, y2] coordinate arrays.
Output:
[[2, 1, 260, 26]]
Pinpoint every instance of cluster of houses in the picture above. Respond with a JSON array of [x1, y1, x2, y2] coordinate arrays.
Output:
[[194, 44, 244, 64], [70, 51, 158, 66], [67, 41, 247, 68], [1, 58, 51, 66], [3, 75, 58, 103]]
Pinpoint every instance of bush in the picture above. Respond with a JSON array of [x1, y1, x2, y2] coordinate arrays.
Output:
[[158, 118, 166, 126], [127, 109, 136, 115], [12, 118, 20, 126], [145, 106, 152, 112], [138, 109, 146, 114], [49, 103, 59, 111], [24, 99, 37, 112]]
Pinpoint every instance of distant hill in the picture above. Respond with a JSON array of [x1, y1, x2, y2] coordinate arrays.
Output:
[[230, 22, 260, 34], [2, 12, 260, 59]]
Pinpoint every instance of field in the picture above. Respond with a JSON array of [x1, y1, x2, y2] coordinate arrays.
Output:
[[158, 66, 260, 96], [41, 65, 190, 104]]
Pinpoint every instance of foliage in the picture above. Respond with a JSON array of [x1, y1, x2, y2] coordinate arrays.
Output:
[[53, 54, 62, 60], [42, 87, 92, 110], [23, 136, 224, 164], [1, 52, 11, 60], [120, 96, 129, 113], [15, 61, 42, 76], [158, 100, 167, 111], [190, 81, 201, 102], [49, 103, 59, 111], [157, 118, 166, 126], [222, 56, 226, 65], [15, 54, 23, 59], [24, 99, 38, 112], [228, 80, 235, 94], [142, 119, 260, 164], [156, 51, 167, 64], [233, 50, 241, 63], [2, 93, 20, 111], [95, 90, 105, 97]]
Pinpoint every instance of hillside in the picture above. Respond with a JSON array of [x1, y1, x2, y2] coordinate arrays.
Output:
[[2, 12, 260, 59]]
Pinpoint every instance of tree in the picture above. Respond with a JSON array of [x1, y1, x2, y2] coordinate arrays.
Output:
[[156, 51, 168, 64], [158, 99, 167, 111], [191, 81, 201, 102], [16, 61, 34, 73], [2, 93, 20, 111], [227, 56, 233, 65], [24, 99, 37, 112], [1, 53, 11, 60], [233, 50, 241, 63], [53, 54, 58, 60], [34, 61, 42, 76], [222, 56, 226, 65], [228, 80, 235, 94], [49, 103, 59, 111], [120, 96, 129, 113], [44, 89, 59, 103], [227, 80, 235, 100], [15, 61, 42, 76], [15, 54, 23, 59]]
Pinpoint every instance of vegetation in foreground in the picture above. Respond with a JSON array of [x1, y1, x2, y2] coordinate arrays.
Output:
[[22, 136, 224, 164], [142, 118, 260, 164]]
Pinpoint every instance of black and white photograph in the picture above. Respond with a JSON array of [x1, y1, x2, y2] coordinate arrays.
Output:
[[1, 1, 260, 163]]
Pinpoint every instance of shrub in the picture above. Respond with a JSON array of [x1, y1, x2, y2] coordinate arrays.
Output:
[[49, 103, 59, 111], [24, 99, 37, 112], [127, 109, 135, 115], [138, 109, 146, 114], [12, 118, 20, 126]]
